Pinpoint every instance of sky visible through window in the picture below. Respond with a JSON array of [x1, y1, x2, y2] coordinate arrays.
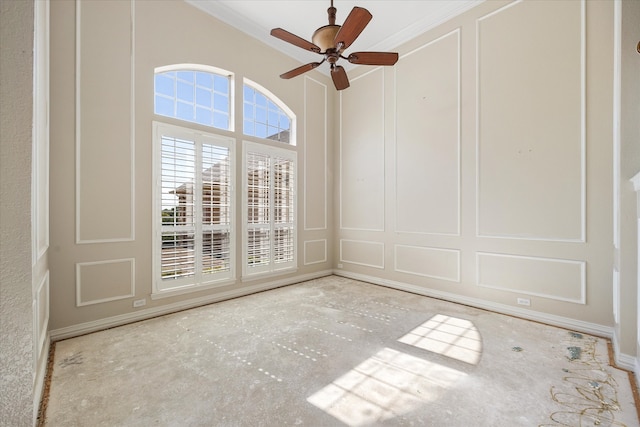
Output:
[[155, 70, 230, 130], [243, 85, 291, 142]]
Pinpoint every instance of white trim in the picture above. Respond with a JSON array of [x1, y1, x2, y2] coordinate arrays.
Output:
[[394, 244, 461, 283], [394, 28, 461, 237], [32, 0, 50, 265], [150, 278, 236, 300], [613, 329, 637, 372], [51, 270, 333, 342], [476, 252, 586, 304], [339, 239, 385, 269], [632, 172, 640, 192], [303, 76, 328, 231], [333, 270, 613, 339], [475, 0, 586, 243], [75, 0, 135, 244], [339, 67, 386, 232], [34, 270, 49, 358], [33, 335, 50, 424], [76, 258, 135, 306], [304, 239, 327, 266], [154, 64, 236, 133]]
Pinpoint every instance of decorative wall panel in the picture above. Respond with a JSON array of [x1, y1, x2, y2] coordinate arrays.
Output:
[[76, 258, 135, 306], [304, 77, 327, 231], [76, 0, 134, 243], [477, 0, 584, 241], [396, 30, 460, 235], [340, 240, 384, 269], [395, 245, 460, 282], [340, 68, 385, 231], [34, 271, 50, 358], [477, 252, 585, 303], [304, 239, 327, 265]]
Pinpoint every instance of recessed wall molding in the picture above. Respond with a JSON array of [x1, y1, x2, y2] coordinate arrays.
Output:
[[475, 0, 586, 242], [34, 270, 50, 363], [394, 245, 460, 282], [304, 239, 327, 266], [476, 252, 586, 304], [76, 258, 135, 307], [75, 0, 135, 244], [340, 239, 385, 269], [394, 28, 461, 236], [304, 76, 328, 231], [340, 67, 385, 232]]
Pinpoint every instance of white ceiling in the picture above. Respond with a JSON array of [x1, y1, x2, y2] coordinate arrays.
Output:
[[185, 0, 483, 73]]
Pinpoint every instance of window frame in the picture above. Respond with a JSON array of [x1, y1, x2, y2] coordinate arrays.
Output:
[[242, 140, 297, 279], [243, 78, 296, 146], [154, 64, 235, 132], [152, 121, 236, 298]]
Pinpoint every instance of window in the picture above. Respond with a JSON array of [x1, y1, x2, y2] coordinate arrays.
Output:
[[155, 67, 232, 131], [243, 141, 296, 277], [153, 67, 298, 291], [243, 80, 294, 144], [153, 122, 234, 293]]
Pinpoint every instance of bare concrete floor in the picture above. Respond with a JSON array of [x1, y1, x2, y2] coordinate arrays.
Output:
[[43, 276, 639, 426]]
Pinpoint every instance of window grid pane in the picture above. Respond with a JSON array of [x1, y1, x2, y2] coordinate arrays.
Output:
[[202, 144, 231, 226], [161, 137, 195, 227], [247, 152, 270, 225], [247, 228, 270, 267], [155, 70, 230, 131], [161, 232, 196, 279], [243, 85, 291, 143], [274, 227, 294, 264], [203, 231, 231, 274], [274, 158, 295, 224]]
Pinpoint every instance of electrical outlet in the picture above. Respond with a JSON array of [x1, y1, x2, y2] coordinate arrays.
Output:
[[133, 299, 146, 308], [337, 264, 343, 269], [517, 298, 531, 306]]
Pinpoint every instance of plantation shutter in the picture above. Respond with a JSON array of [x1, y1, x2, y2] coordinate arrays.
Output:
[[154, 123, 234, 293], [244, 142, 296, 276]]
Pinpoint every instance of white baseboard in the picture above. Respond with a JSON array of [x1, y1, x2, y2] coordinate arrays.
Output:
[[333, 270, 615, 339], [33, 335, 50, 426], [50, 270, 333, 342], [612, 329, 639, 372]]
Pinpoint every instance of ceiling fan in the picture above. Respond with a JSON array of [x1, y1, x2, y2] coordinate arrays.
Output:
[[270, 0, 399, 90]]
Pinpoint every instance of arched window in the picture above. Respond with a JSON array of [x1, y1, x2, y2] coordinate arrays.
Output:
[[154, 65, 233, 131], [243, 79, 295, 145]]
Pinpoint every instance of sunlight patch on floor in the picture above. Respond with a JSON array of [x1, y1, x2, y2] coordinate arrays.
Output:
[[307, 347, 466, 426], [398, 314, 482, 365]]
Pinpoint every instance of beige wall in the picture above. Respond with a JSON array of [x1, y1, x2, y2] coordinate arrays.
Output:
[[0, 0, 47, 424], [618, 0, 640, 364], [49, 0, 334, 334], [334, 0, 619, 341]]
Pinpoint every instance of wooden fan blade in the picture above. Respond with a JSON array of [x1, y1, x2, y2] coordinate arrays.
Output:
[[280, 62, 323, 79], [333, 7, 372, 51], [347, 52, 398, 66], [270, 28, 321, 53], [331, 65, 350, 90]]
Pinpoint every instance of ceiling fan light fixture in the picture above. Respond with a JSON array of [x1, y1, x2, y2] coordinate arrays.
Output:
[[312, 25, 340, 52]]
